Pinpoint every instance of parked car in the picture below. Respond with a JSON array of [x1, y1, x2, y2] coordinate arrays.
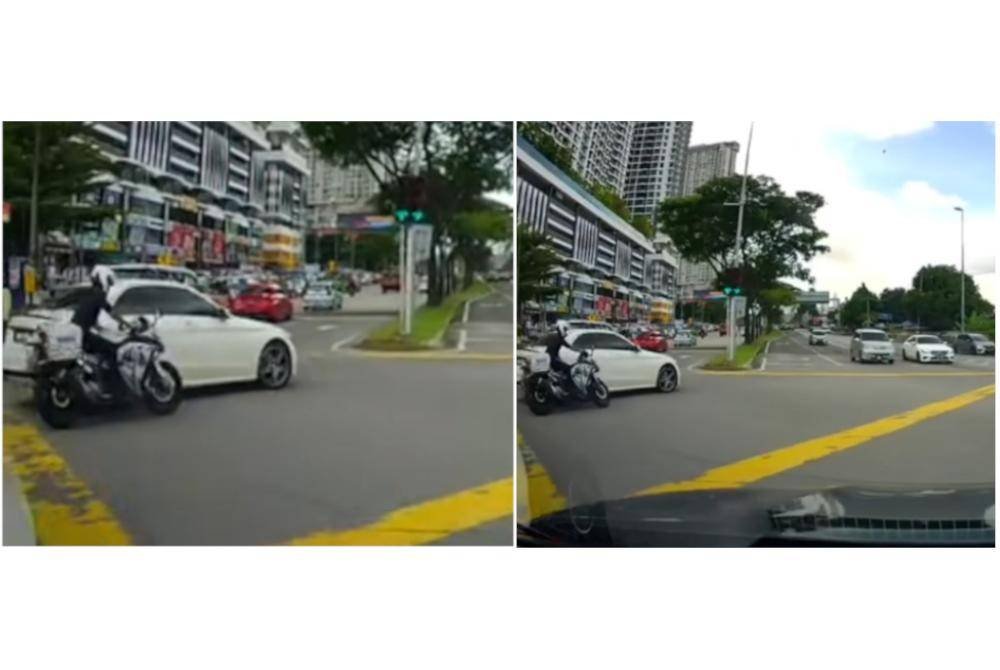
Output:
[[527, 328, 681, 393], [672, 329, 697, 347], [229, 283, 294, 322], [3, 279, 296, 389], [849, 328, 895, 364], [96, 263, 201, 288], [632, 328, 668, 353], [948, 332, 995, 356], [555, 319, 615, 332], [303, 281, 344, 311], [808, 328, 829, 345], [902, 334, 955, 363]]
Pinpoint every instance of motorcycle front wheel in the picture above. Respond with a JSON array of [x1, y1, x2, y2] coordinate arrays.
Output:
[[591, 379, 610, 408], [36, 379, 77, 429], [526, 379, 553, 416], [143, 362, 183, 415]]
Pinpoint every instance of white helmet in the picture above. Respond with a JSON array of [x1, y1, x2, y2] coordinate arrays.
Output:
[[556, 321, 569, 338], [91, 265, 115, 292]]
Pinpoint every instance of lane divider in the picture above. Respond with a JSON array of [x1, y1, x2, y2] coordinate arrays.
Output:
[[696, 370, 993, 377], [633, 384, 995, 497], [287, 477, 513, 546], [2, 417, 132, 545]]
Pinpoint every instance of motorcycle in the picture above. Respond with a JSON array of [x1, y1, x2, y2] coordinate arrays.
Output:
[[31, 315, 183, 429], [524, 349, 610, 416]]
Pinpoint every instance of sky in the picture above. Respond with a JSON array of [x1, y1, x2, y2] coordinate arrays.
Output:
[[688, 121, 996, 304]]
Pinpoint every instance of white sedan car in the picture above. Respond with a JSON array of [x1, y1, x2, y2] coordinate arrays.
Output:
[[551, 328, 681, 393], [901, 334, 955, 364], [3, 279, 297, 389], [303, 282, 343, 311]]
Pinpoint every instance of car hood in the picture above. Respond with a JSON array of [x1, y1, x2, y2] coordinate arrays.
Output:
[[520, 485, 994, 547], [916, 343, 953, 353]]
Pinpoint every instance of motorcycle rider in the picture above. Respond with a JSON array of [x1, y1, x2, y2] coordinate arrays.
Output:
[[545, 321, 574, 386], [71, 267, 128, 392]]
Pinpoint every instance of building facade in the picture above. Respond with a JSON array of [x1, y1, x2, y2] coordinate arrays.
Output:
[[306, 152, 382, 231], [536, 122, 634, 194], [85, 121, 310, 270], [518, 136, 676, 324], [622, 122, 693, 223], [681, 141, 740, 196]]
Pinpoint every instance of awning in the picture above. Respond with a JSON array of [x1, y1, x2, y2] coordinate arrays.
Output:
[[131, 185, 165, 203]]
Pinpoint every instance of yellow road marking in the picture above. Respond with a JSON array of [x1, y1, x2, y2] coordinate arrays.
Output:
[[287, 477, 512, 545], [517, 432, 567, 520], [697, 370, 993, 377], [3, 417, 132, 545], [357, 351, 511, 362], [633, 384, 995, 497]]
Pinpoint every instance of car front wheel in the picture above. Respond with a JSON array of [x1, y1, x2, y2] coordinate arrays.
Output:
[[656, 364, 679, 393], [258, 340, 292, 389]]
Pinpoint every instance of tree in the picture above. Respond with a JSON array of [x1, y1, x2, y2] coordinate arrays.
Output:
[[904, 264, 993, 331], [302, 122, 512, 306], [517, 226, 561, 316], [450, 203, 511, 289], [840, 283, 880, 328], [517, 122, 581, 182], [759, 286, 798, 329], [658, 174, 829, 341], [879, 287, 908, 323], [588, 180, 632, 221], [631, 214, 654, 239], [3, 122, 118, 267]]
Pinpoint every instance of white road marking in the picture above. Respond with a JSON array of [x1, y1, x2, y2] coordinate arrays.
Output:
[[330, 334, 360, 351], [760, 339, 772, 371], [317, 324, 339, 332], [457, 329, 468, 351], [687, 361, 700, 372], [462, 301, 471, 323]]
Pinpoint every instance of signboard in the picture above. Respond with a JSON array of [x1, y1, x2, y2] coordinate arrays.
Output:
[[732, 296, 747, 318], [797, 291, 830, 304], [409, 224, 433, 263]]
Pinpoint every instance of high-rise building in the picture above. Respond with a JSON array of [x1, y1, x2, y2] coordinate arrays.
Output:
[[306, 154, 382, 230], [675, 141, 741, 297], [682, 141, 740, 196], [85, 121, 311, 269], [622, 122, 693, 223], [537, 122, 633, 193]]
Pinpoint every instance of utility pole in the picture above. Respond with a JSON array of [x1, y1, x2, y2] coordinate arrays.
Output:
[[29, 123, 42, 277], [725, 122, 754, 361], [954, 206, 965, 332]]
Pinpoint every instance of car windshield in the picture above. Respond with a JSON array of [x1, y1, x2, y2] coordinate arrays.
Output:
[[916, 336, 942, 344], [969, 334, 988, 341], [41, 286, 92, 309], [859, 332, 888, 341]]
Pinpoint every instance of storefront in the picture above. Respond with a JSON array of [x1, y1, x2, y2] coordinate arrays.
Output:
[[124, 187, 167, 263], [650, 297, 674, 324], [262, 224, 303, 269], [200, 205, 227, 266], [568, 272, 596, 317], [224, 213, 252, 267], [542, 273, 572, 316]]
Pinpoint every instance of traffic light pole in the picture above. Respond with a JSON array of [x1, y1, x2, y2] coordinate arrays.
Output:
[[727, 122, 754, 361]]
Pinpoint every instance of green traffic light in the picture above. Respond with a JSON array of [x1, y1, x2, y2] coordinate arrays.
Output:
[[412, 210, 425, 222], [395, 209, 410, 223]]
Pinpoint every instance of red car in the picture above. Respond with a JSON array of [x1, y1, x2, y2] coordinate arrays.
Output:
[[380, 274, 401, 293], [633, 328, 668, 353], [229, 283, 293, 322]]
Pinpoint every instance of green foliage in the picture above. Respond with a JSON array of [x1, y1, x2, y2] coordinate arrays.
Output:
[[517, 123, 581, 182], [759, 286, 798, 326], [587, 180, 631, 221], [362, 281, 492, 350], [452, 206, 511, 288], [302, 122, 513, 305], [517, 226, 562, 310], [840, 283, 880, 328], [630, 215, 654, 239], [878, 287, 908, 323], [967, 313, 995, 340], [905, 264, 993, 331], [3, 122, 119, 256]]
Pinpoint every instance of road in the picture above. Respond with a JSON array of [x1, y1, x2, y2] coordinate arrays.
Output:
[[517, 328, 994, 527], [3, 283, 513, 546]]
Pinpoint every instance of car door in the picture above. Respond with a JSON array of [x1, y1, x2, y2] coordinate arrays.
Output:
[[592, 332, 642, 389]]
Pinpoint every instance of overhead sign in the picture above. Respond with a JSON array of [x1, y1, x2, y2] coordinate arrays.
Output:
[[797, 291, 830, 304]]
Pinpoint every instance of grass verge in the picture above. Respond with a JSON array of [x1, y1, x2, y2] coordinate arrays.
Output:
[[359, 281, 493, 351], [702, 330, 784, 370]]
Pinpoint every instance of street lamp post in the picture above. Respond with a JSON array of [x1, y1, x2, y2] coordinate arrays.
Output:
[[954, 206, 965, 332], [725, 122, 754, 361]]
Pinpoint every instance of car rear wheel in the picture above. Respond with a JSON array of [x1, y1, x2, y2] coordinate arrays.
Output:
[[258, 340, 292, 390]]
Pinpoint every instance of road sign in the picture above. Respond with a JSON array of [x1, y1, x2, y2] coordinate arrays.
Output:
[[409, 224, 432, 262], [732, 296, 747, 318]]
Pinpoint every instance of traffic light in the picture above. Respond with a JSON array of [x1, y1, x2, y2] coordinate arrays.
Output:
[[395, 209, 411, 223], [720, 267, 743, 296]]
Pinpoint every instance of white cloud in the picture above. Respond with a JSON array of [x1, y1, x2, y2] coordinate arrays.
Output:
[[831, 121, 935, 141], [688, 121, 995, 304]]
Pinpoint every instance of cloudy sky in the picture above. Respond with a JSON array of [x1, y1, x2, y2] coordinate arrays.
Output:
[[688, 121, 995, 304]]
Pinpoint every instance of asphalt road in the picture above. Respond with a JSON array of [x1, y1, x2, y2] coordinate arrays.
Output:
[[4, 296, 512, 545], [446, 280, 513, 354], [518, 329, 994, 525]]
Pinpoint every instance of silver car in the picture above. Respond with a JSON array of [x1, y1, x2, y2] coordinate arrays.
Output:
[[672, 329, 697, 347], [849, 328, 895, 364]]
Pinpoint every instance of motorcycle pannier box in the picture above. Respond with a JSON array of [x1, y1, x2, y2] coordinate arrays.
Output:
[[40, 322, 83, 362]]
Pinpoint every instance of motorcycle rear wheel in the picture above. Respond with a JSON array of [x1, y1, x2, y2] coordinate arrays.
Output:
[[526, 380, 553, 416], [37, 380, 77, 429]]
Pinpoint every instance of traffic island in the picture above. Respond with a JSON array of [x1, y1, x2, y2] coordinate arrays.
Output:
[[701, 330, 783, 371], [357, 281, 492, 351]]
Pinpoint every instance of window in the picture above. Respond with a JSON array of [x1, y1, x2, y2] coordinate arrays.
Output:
[[113, 286, 218, 317], [859, 331, 889, 342], [916, 336, 942, 344], [587, 333, 635, 350]]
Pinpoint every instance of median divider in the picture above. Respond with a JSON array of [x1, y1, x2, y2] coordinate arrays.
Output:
[[357, 281, 493, 352], [701, 330, 783, 371]]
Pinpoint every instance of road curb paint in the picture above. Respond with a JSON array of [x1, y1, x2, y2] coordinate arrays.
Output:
[[2, 417, 132, 545], [633, 384, 995, 497], [517, 432, 568, 521], [357, 351, 511, 362], [287, 477, 513, 546]]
